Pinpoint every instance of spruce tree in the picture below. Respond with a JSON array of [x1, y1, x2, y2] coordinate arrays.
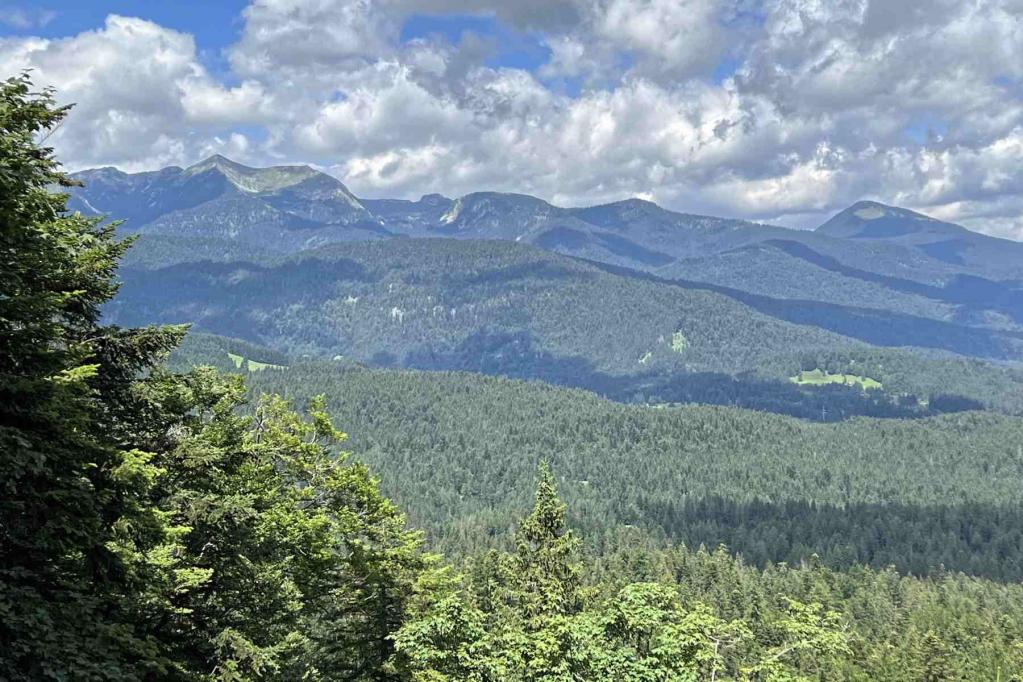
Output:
[[0, 74, 184, 678], [514, 460, 581, 619]]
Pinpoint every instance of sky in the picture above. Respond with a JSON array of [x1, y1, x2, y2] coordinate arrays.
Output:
[[2, 1, 1023, 237]]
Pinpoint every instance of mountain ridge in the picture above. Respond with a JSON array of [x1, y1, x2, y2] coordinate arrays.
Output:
[[72, 156, 1023, 351], [71, 155, 1019, 242], [69, 157, 1023, 265]]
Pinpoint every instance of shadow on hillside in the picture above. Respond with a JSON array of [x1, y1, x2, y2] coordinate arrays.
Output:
[[636, 495, 1023, 582], [402, 329, 982, 421], [765, 239, 1023, 325], [588, 260, 1023, 361]]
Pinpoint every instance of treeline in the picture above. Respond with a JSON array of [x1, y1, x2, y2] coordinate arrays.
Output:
[[396, 468, 1023, 681], [174, 332, 1001, 422], [587, 528, 1023, 681], [763, 346, 1023, 415], [637, 496, 1023, 580]]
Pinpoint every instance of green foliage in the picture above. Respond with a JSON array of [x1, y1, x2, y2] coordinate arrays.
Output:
[[0, 73, 186, 679], [129, 371, 428, 679], [514, 462, 581, 618], [395, 467, 856, 681], [227, 351, 286, 371], [226, 360, 1023, 579], [765, 346, 1023, 415], [171, 332, 292, 372], [13, 74, 1023, 682], [0, 74, 426, 681]]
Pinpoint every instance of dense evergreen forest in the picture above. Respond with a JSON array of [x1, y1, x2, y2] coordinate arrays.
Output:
[[110, 229, 1023, 378], [7, 75, 1023, 680], [118, 235, 1023, 420], [208, 357, 1023, 580], [174, 330, 1023, 422], [108, 236, 857, 374]]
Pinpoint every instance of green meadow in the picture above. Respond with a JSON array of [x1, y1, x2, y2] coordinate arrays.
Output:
[[790, 368, 882, 390], [227, 352, 286, 372]]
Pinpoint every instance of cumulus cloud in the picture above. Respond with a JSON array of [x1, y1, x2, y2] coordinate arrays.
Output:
[[0, 15, 276, 170], [592, 0, 727, 78], [229, 0, 397, 77], [5, 0, 1023, 238], [294, 65, 473, 156]]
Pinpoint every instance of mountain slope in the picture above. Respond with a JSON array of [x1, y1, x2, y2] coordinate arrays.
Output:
[[108, 238, 864, 377], [72, 157, 1023, 346], [70, 157, 1023, 284], [72, 159, 962, 280], [816, 200, 1023, 278], [70, 155, 387, 252], [109, 234, 1023, 413]]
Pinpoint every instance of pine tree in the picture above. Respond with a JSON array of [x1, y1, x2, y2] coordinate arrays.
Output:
[[128, 374, 429, 680], [0, 74, 427, 681], [916, 629, 958, 682]]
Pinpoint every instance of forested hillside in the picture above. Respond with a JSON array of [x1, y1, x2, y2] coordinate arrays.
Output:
[[175, 353, 1023, 582], [110, 235, 1023, 410], [10, 74, 1023, 681], [110, 238, 860, 375], [84, 154, 1023, 422], [74, 157, 1023, 345], [763, 346, 1023, 415]]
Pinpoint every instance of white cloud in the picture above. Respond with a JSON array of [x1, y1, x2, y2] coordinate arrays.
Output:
[[7, 0, 1023, 238], [0, 16, 254, 170], [293, 64, 473, 156], [229, 0, 398, 78], [593, 0, 725, 78]]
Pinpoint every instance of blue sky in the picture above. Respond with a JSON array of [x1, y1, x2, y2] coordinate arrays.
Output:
[[0, 1, 249, 80], [1, 3, 573, 80], [2, 1, 1022, 239], [2, 1, 743, 94], [1, 1, 248, 45]]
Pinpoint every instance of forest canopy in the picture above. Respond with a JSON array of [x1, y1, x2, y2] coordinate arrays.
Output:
[[4, 74, 1023, 681]]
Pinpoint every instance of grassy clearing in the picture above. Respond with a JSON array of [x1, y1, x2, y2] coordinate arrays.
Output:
[[790, 368, 882, 390], [227, 352, 286, 372]]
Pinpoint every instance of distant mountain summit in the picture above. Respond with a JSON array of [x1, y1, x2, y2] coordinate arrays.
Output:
[[816, 201, 968, 240], [69, 157, 792, 268], [66, 154, 1023, 379], [69, 155, 383, 252], [815, 200, 1023, 272], [184, 154, 316, 191]]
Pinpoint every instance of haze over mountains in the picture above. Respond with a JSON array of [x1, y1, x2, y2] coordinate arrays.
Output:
[[71, 155, 1023, 277], [69, 155, 1023, 419]]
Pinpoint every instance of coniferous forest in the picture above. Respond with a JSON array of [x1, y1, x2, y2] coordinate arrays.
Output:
[[6, 76, 1023, 682]]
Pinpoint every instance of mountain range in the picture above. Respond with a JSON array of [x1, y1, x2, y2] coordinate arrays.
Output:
[[70, 155, 1023, 418], [72, 154, 1023, 278]]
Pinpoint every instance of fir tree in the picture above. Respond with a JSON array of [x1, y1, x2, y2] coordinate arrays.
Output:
[[514, 460, 581, 619], [0, 73, 185, 679]]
